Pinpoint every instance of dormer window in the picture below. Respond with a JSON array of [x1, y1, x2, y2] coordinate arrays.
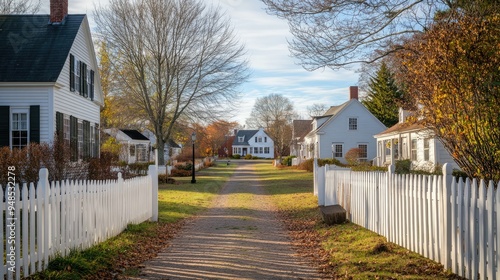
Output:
[[238, 136, 244, 142]]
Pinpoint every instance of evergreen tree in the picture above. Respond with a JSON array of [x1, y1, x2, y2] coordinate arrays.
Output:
[[362, 62, 403, 127]]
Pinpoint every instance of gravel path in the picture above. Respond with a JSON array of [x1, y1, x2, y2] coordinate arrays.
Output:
[[129, 161, 322, 280]]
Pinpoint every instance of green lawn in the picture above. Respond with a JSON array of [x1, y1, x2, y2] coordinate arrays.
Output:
[[29, 162, 236, 279], [255, 163, 455, 279]]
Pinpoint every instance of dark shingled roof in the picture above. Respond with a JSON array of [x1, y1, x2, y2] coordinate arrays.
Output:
[[121, 129, 150, 141], [0, 14, 84, 82], [232, 130, 259, 146]]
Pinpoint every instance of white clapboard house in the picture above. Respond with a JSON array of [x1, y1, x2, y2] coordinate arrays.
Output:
[[303, 86, 387, 163], [232, 128, 274, 158], [0, 0, 103, 161]]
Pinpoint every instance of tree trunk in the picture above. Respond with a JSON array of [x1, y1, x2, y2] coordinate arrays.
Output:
[[157, 135, 165, 165]]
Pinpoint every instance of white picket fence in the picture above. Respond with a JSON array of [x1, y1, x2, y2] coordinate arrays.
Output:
[[1, 165, 158, 279], [314, 161, 500, 280]]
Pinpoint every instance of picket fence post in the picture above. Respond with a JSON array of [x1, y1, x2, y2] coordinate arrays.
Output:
[[316, 159, 325, 206], [149, 165, 158, 222], [387, 164, 395, 242], [441, 163, 453, 270]]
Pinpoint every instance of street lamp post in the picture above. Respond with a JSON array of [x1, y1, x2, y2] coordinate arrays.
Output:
[[191, 132, 196, 184]]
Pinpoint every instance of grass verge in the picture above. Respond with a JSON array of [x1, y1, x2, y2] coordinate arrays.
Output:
[[28, 162, 235, 279], [255, 163, 456, 279]]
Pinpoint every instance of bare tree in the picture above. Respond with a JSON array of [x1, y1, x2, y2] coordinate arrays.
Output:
[[262, 0, 455, 70], [246, 94, 298, 160], [94, 0, 248, 165], [306, 103, 327, 117], [0, 0, 40, 14]]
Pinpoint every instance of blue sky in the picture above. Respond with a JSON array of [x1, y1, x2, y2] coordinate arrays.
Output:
[[41, 0, 360, 125]]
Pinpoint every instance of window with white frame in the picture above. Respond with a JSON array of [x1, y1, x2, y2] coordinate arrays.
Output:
[[90, 126, 95, 158], [78, 122, 83, 160], [130, 144, 136, 157], [258, 137, 262, 142], [411, 139, 418, 161], [259, 147, 263, 154], [333, 143, 343, 158], [424, 138, 430, 161], [75, 59, 80, 93], [238, 136, 244, 142], [349, 118, 358, 130], [358, 144, 368, 160], [11, 109, 29, 149], [137, 144, 147, 162], [63, 116, 70, 145], [264, 147, 270, 154]]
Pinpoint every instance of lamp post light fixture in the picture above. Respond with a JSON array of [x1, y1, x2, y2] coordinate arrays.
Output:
[[191, 132, 196, 184]]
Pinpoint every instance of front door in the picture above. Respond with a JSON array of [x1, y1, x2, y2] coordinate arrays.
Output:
[[242, 148, 247, 156]]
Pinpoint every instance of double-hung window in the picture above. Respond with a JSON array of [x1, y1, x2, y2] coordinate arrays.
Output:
[[424, 139, 430, 161], [358, 144, 368, 161], [349, 118, 358, 130], [333, 143, 343, 158], [411, 139, 418, 161], [11, 109, 29, 149]]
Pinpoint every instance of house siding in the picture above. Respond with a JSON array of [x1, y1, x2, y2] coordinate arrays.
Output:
[[435, 139, 460, 170], [316, 101, 386, 163], [54, 16, 100, 126], [0, 87, 51, 143]]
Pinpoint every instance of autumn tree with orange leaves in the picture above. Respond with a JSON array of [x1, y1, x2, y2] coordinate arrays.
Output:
[[198, 121, 238, 157], [394, 3, 500, 180]]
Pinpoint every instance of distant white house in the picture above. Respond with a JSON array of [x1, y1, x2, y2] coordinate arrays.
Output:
[[0, 0, 103, 161], [103, 129, 151, 164], [291, 120, 312, 159], [374, 108, 460, 171], [232, 128, 274, 158], [142, 129, 181, 163], [303, 86, 387, 163]]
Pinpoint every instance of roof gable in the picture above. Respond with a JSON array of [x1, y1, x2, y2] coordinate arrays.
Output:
[[308, 99, 386, 136], [233, 130, 258, 145], [0, 14, 84, 82]]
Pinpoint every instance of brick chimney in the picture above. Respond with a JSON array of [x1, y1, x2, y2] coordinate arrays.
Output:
[[50, 0, 68, 24], [349, 86, 359, 100]]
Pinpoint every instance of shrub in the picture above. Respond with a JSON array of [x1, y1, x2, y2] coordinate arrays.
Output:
[[317, 158, 344, 167], [297, 158, 314, 172], [175, 162, 193, 171], [88, 151, 115, 180], [395, 159, 412, 174], [232, 154, 241, 159], [244, 154, 253, 160], [170, 169, 192, 177], [158, 174, 176, 184], [345, 148, 363, 166], [453, 169, 469, 182], [282, 155, 296, 166]]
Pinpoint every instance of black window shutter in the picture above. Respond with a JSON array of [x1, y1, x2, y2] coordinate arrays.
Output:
[[82, 63, 88, 98], [90, 70, 95, 101], [0, 106, 10, 147], [70, 116, 78, 161], [94, 124, 99, 157], [56, 111, 64, 142], [30, 105, 40, 144], [70, 54, 75, 91], [82, 120, 90, 159]]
